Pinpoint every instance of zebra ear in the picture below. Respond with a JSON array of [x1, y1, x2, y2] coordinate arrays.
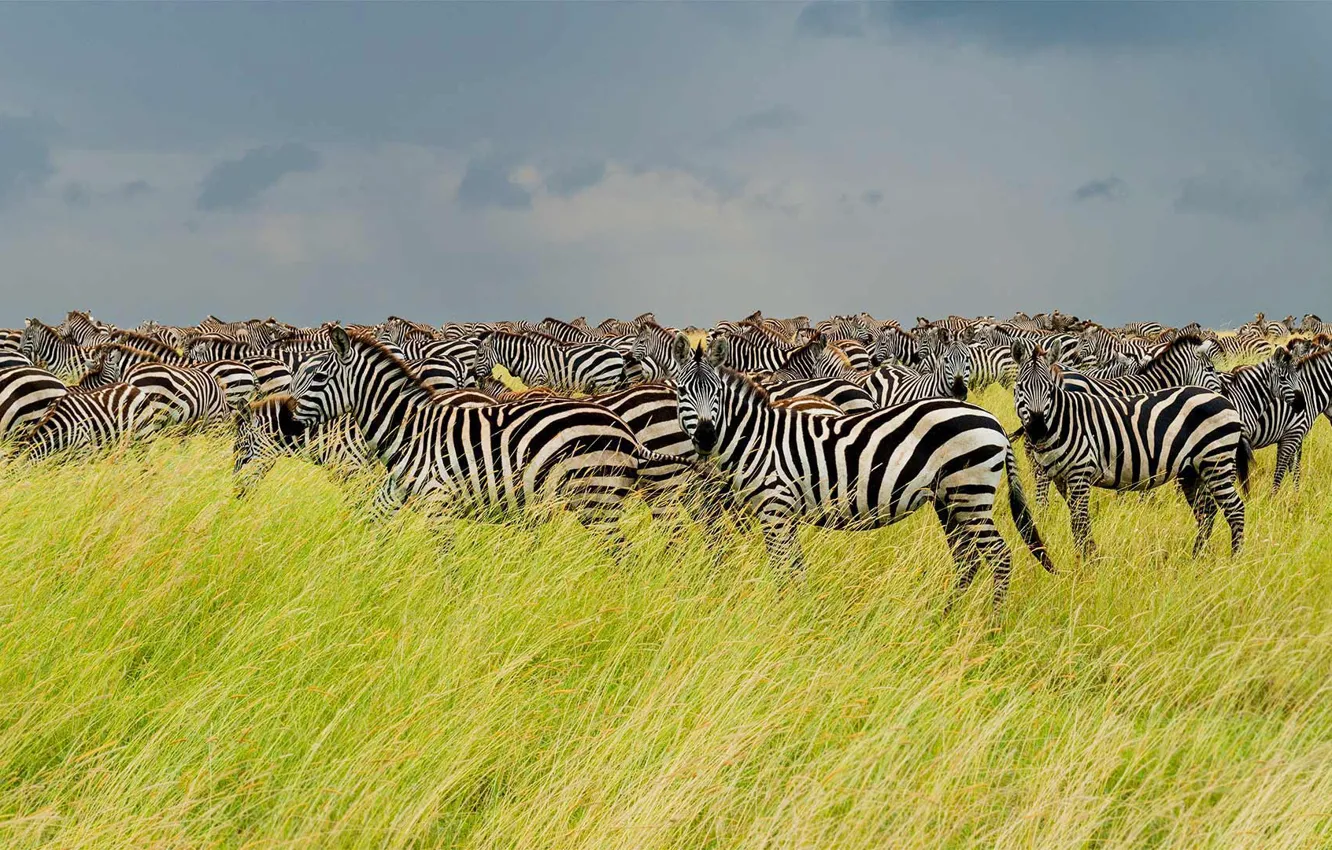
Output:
[[706, 336, 729, 368], [1010, 340, 1029, 363], [672, 332, 693, 365], [329, 325, 353, 358], [1045, 338, 1066, 365]]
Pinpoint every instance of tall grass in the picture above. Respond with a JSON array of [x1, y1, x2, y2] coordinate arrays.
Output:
[[1, 386, 1330, 848]]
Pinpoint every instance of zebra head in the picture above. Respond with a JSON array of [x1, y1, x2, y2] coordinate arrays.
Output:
[[291, 347, 343, 426], [672, 332, 729, 454], [870, 327, 919, 368], [1270, 348, 1302, 409], [1013, 339, 1063, 443]]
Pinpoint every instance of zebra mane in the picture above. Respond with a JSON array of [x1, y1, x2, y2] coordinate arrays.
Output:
[[111, 329, 181, 358], [484, 328, 566, 346], [342, 329, 439, 397], [91, 342, 167, 362], [1141, 334, 1208, 369], [25, 318, 72, 341], [719, 365, 771, 405]]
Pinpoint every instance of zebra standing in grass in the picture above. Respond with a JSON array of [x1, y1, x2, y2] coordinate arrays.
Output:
[[56, 311, 117, 347], [290, 327, 667, 530], [473, 330, 628, 395], [1017, 335, 1227, 504], [1012, 339, 1248, 557], [1217, 350, 1305, 492], [865, 331, 971, 407], [19, 384, 168, 461], [671, 334, 1054, 607], [231, 389, 496, 495], [0, 366, 68, 441], [123, 362, 231, 427]]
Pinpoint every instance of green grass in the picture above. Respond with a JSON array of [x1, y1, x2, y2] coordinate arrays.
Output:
[[2, 385, 1331, 848]]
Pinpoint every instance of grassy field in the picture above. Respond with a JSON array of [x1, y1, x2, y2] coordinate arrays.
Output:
[[2, 385, 1331, 848]]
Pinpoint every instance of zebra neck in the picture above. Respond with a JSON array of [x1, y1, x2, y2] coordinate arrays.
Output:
[[712, 382, 774, 472], [347, 368, 433, 462]]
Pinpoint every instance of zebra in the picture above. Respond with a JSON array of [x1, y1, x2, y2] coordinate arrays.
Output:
[[767, 335, 863, 383], [20, 320, 85, 379], [669, 333, 1054, 607], [0, 366, 68, 441], [123, 362, 231, 427], [596, 313, 656, 337], [764, 378, 877, 413], [708, 326, 797, 374], [473, 330, 627, 395], [966, 344, 1018, 391], [19, 383, 169, 461], [0, 351, 31, 370], [865, 332, 971, 407], [869, 326, 924, 368], [56, 310, 117, 347], [1216, 351, 1305, 492], [1016, 334, 1227, 504], [408, 353, 471, 392], [1012, 339, 1248, 557], [1212, 332, 1275, 365], [1291, 348, 1332, 432], [631, 321, 688, 381], [289, 327, 669, 532]]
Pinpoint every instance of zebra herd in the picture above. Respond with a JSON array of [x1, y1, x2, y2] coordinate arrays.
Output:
[[4, 309, 1331, 608]]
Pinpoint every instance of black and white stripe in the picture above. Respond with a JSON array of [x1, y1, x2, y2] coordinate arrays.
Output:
[[20, 384, 168, 461], [671, 334, 1053, 607], [1013, 340, 1248, 557], [0, 365, 68, 441], [473, 330, 627, 395]]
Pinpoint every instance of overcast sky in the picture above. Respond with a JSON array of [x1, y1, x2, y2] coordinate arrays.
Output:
[[0, 2, 1328, 329]]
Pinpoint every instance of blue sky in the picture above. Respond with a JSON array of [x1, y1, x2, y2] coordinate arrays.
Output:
[[0, 2, 1328, 328]]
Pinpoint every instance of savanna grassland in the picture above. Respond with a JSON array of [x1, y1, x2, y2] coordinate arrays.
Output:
[[2, 385, 1331, 848]]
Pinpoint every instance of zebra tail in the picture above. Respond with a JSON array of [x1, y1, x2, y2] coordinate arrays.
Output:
[[1236, 435, 1253, 496], [1004, 445, 1056, 574], [1007, 424, 1025, 441]]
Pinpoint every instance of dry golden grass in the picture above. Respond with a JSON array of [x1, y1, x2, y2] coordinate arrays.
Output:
[[1, 385, 1330, 848]]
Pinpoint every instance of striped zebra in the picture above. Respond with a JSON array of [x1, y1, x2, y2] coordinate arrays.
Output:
[[1012, 339, 1248, 557], [708, 327, 797, 374], [19, 384, 168, 461], [596, 313, 656, 337], [1017, 335, 1226, 504], [56, 310, 117, 347], [20, 320, 85, 379], [0, 351, 31, 370], [764, 378, 877, 413], [123, 362, 231, 427], [290, 327, 667, 531], [231, 389, 497, 495], [865, 333, 971, 407], [631, 321, 686, 381], [0, 365, 68, 441], [767, 335, 862, 383], [473, 330, 627, 395], [1291, 348, 1332, 432], [966, 344, 1018, 391], [1212, 332, 1275, 364], [669, 334, 1053, 607], [869, 326, 924, 368], [1217, 351, 1305, 492]]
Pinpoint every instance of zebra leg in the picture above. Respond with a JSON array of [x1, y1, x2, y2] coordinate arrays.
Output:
[[1067, 475, 1097, 558], [1200, 464, 1245, 555], [976, 527, 1015, 609], [1273, 434, 1303, 494], [759, 515, 805, 577], [1025, 440, 1051, 506], [368, 475, 408, 520], [1179, 471, 1218, 556]]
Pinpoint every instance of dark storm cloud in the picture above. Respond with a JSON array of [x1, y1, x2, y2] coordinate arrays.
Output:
[[1173, 170, 1328, 222], [1072, 177, 1126, 203], [794, 2, 865, 38], [0, 114, 55, 206], [544, 161, 608, 199], [455, 154, 532, 211], [197, 143, 321, 212], [861, 189, 883, 207]]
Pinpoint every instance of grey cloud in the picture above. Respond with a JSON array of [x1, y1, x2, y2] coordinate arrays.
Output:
[[861, 189, 883, 207], [0, 114, 55, 206], [197, 142, 321, 212], [120, 179, 152, 199], [880, 1, 1270, 52], [1072, 177, 1126, 203], [545, 161, 608, 199], [62, 181, 92, 207], [795, 2, 865, 38], [456, 154, 532, 211]]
